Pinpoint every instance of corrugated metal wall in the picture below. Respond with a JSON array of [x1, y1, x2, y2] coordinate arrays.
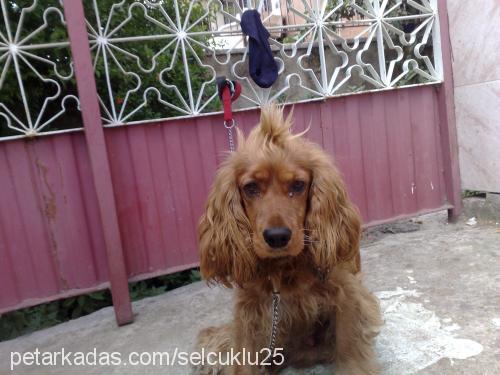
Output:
[[0, 134, 108, 311], [0, 85, 453, 313]]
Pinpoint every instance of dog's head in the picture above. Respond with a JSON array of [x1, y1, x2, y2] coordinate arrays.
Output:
[[198, 105, 361, 287]]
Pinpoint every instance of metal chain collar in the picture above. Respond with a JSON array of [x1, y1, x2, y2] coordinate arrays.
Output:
[[268, 291, 281, 353], [259, 291, 281, 374], [224, 119, 236, 152]]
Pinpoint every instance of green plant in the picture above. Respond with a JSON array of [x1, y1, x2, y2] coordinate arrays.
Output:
[[0, 0, 79, 137], [462, 190, 486, 198], [0, 0, 220, 138], [85, 0, 220, 122], [395, 70, 428, 86], [325, 0, 364, 21], [0, 268, 201, 341]]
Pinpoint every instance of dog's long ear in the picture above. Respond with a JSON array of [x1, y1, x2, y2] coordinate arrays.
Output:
[[305, 148, 362, 274], [198, 159, 256, 287]]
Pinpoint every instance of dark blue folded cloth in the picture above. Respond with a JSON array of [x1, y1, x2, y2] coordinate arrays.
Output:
[[240, 9, 278, 88]]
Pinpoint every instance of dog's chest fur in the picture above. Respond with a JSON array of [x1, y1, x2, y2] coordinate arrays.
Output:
[[235, 274, 338, 366]]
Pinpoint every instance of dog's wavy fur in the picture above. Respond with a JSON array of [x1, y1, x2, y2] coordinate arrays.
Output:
[[195, 105, 382, 374]]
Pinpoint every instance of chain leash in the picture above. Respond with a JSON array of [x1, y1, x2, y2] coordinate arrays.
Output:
[[224, 119, 236, 152], [260, 291, 281, 374], [268, 291, 281, 353]]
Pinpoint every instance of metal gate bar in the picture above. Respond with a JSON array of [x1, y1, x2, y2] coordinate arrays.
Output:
[[62, 0, 133, 325]]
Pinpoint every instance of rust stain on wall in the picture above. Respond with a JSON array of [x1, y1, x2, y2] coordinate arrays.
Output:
[[36, 158, 57, 220]]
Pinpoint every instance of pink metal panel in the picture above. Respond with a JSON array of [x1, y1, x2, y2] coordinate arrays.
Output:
[[410, 87, 445, 210], [127, 126, 164, 270], [331, 96, 370, 217], [72, 137, 109, 282], [161, 122, 199, 266], [0, 144, 41, 304], [358, 93, 395, 221], [384, 89, 419, 216], [0, 134, 108, 313], [43, 136, 98, 288]]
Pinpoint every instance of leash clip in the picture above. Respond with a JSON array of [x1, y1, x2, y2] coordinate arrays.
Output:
[[224, 118, 235, 129], [216, 76, 239, 100]]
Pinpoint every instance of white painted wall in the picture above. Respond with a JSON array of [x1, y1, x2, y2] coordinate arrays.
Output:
[[447, 0, 500, 193]]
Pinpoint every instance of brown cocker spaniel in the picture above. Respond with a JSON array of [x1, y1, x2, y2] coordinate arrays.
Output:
[[195, 105, 382, 374]]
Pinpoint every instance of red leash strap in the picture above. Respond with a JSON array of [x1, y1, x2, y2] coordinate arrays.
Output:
[[221, 85, 232, 124], [216, 77, 241, 151], [217, 77, 241, 125]]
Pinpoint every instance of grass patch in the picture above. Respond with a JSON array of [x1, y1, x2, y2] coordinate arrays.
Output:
[[0, 268, 201, 342], [462, 190, 486, 198]]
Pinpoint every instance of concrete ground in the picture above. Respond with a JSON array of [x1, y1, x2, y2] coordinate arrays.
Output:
[[0, 200, 498, 374]]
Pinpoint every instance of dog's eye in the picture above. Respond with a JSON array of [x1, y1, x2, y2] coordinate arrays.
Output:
[[290, 180, 305, 194], [243, 182, 260, 197]]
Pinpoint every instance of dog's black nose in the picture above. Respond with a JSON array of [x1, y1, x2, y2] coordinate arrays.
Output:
[[263, 227, 292, 248]]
